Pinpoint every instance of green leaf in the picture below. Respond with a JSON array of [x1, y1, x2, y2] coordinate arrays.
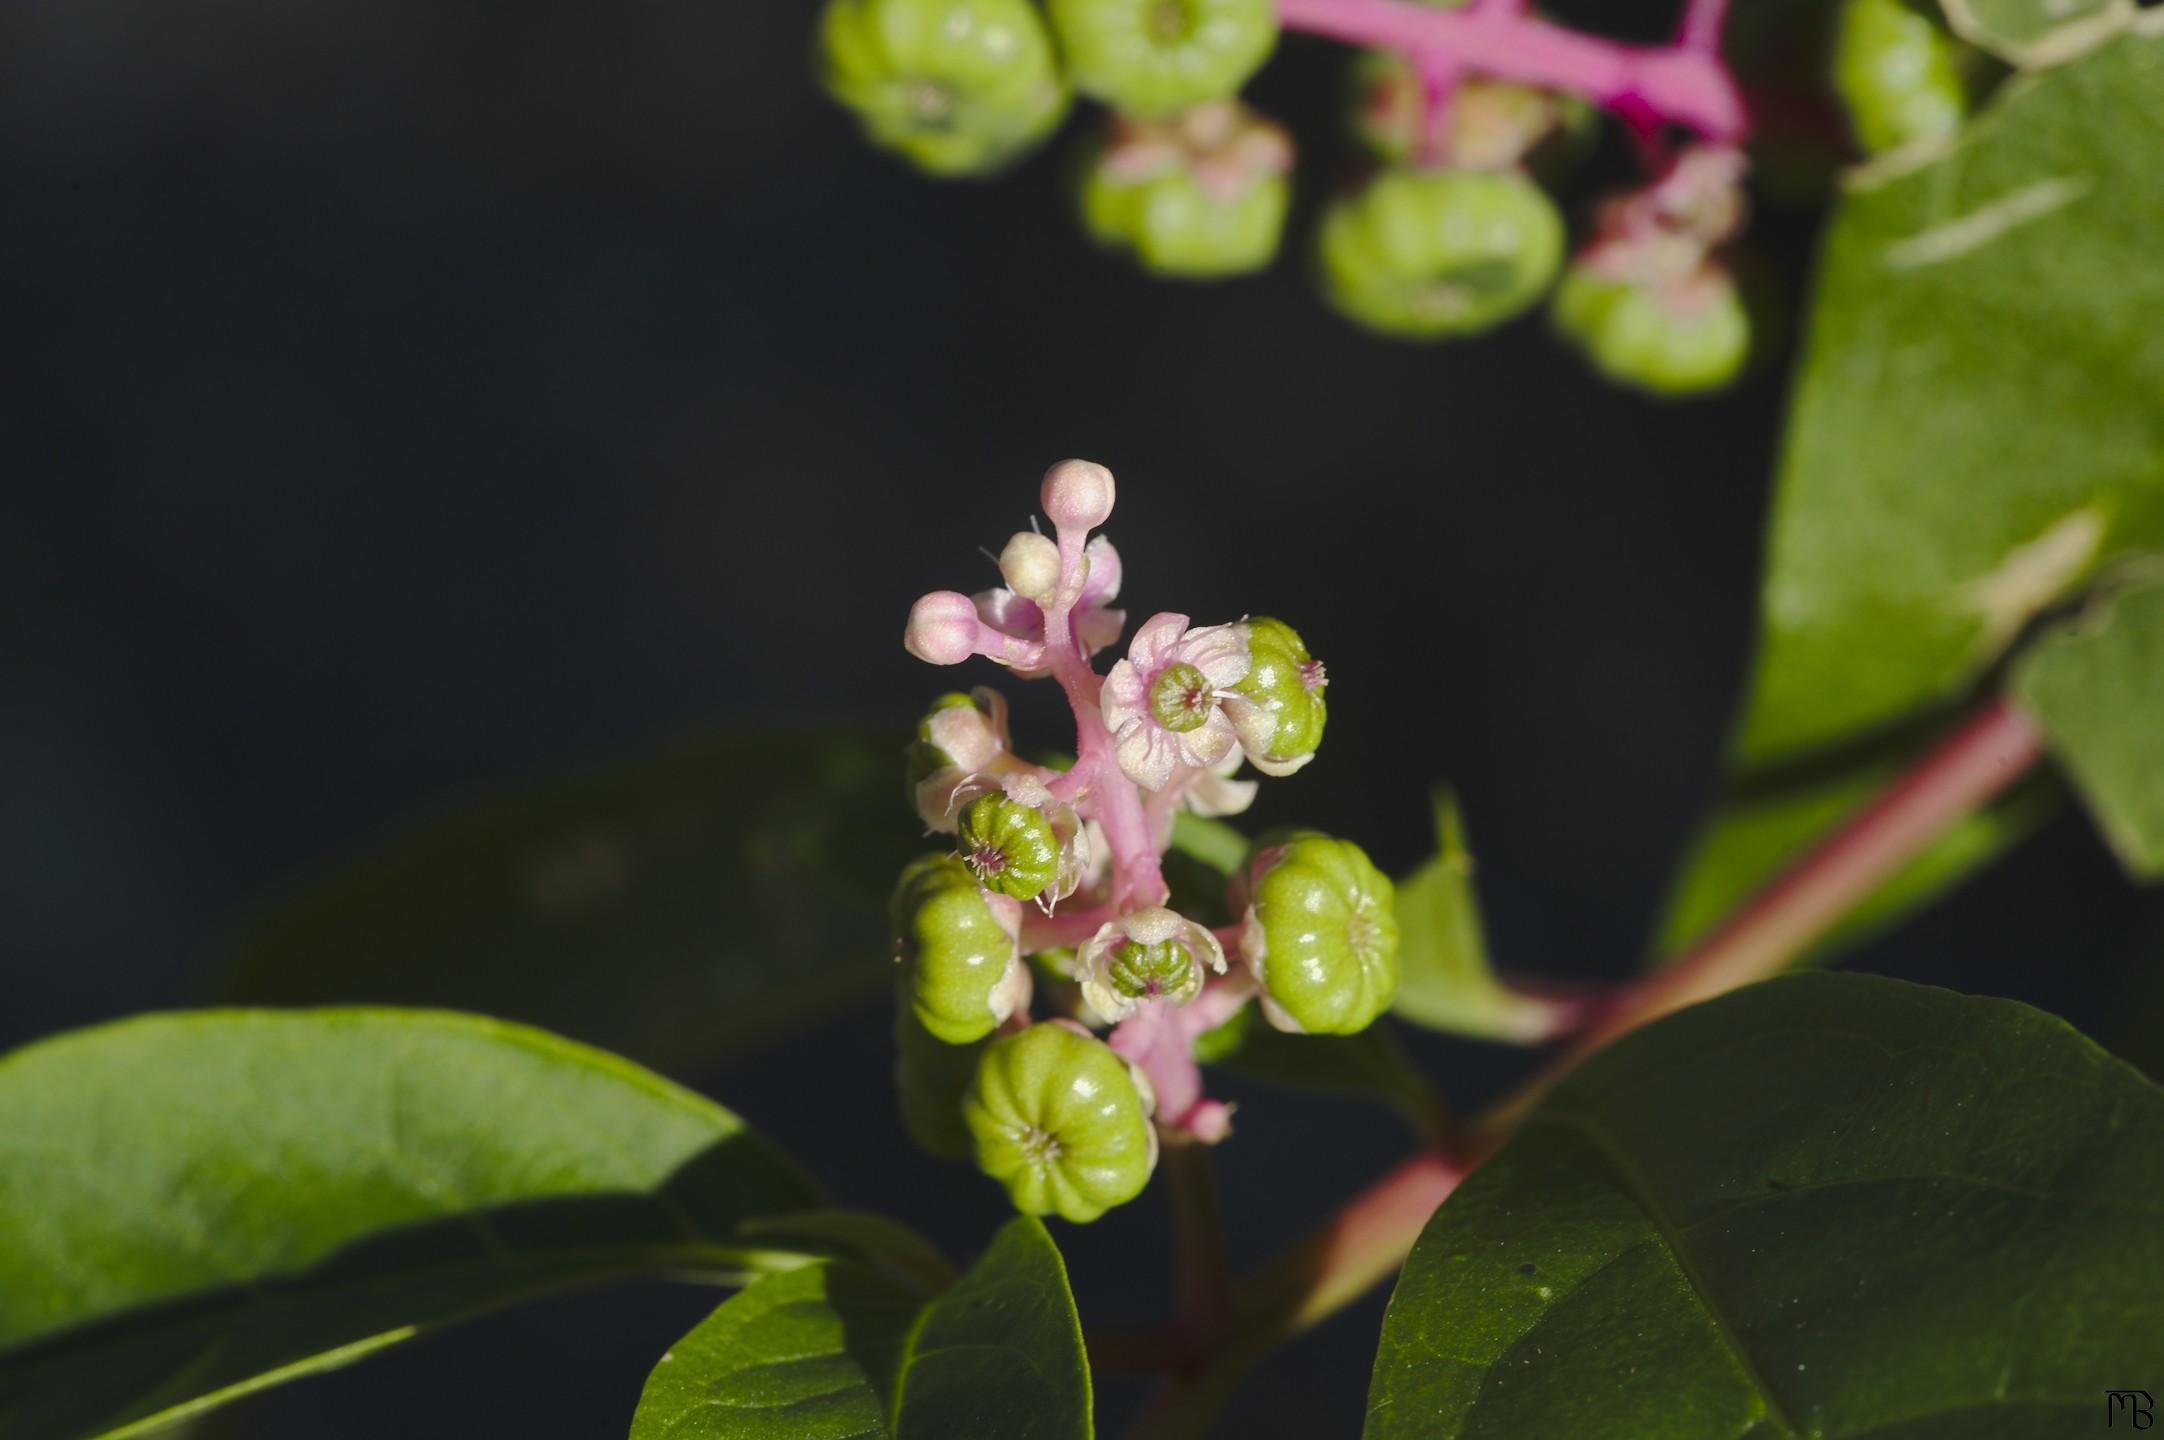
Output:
[[1390, 792, 1572, 1042], [0, 1010, 824, 1440], [1655, 740, 2057, 959], [220, 725, 916, 1075], [2013, 573, 2164, 879], [1366, 973, 2164, 1438], [1734, 27, 2164, 769], [631, 1216, 1090, 1440], [1940, 0, 2133, 66]]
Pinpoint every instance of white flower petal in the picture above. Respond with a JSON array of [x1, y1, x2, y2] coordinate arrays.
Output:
[[1100, 658, 1148, 732], [1114, 717, 1182, 791], [1126, 611, 1190, 675], [1179, 622, 1252, 689]]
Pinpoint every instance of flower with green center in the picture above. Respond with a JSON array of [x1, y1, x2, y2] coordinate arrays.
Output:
[[1241, 835, 1399, 1034], [819, 0, 1071, 178], [957, 791, 1064, 900], [1351, 56, 1588, 173], [964, 1021, 1158, 1221], [1101, 611, 1252, 791], [1048, 0, 1279, 119], [1077, 905, 1226, 1023], [1226, 616, 1327, 776], [1077, 99, 1294, 279], [891, 853, 1029, 1043], [1317, 167, 1565, 340]]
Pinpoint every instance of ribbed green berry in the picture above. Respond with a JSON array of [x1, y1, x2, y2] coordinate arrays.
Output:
[[894, 997, 985, 1159], [1229, 616, 1326, 773], [1048, 0, 1279, 118], [1833, 0, 1970, 155], [1078, 102, 1292, 279], [819, 0, 1070, 177], [891, 853, 1023, 1044], [1318, 168, 1565, 340], [964, 1022, 1157, 1222], [957, 792, 1062, 900], [1246, 836, 1399, 1034], [1553, 264, 1750, 397]]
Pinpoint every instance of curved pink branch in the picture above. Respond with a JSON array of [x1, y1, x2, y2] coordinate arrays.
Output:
[[1272, 0, 1748, 141]]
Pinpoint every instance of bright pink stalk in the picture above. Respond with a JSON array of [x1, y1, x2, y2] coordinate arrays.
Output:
[[1272, 0, 1748, 142]]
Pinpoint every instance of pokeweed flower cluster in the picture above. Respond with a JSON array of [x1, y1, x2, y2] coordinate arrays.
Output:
[[890, 459, 1394, 1222]]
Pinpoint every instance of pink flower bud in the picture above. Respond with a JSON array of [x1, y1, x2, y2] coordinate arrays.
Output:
[[1041, 459, 1116, 532], [904, 590, 981, 666]]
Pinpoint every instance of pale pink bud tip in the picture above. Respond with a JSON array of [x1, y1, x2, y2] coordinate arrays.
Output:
[[998, 531, 1062, 602], [904, 590, 980, 665], [1041, 459, 1116, 532]]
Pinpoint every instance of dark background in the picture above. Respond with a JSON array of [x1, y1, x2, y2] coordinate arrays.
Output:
[[3, 0, 2155, 1434]]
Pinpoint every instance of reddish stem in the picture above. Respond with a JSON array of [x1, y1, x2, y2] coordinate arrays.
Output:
[[1273, 0, 1748, 140]]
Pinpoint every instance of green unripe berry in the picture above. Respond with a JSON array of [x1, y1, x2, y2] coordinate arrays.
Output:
[[891, 853, 1025, 1044], [964, 1022, 1157, 1222], [1078, 102, 1292, 279], [1318, 168, 1565, 340], [1049, 0, 1279, 118], [1229, 616, 1326, 774], [894, 997, 986, 1159], [1553, 263, 1750, 397], [1244, 835, 1399, 1034], [957, 793, 1062, 900], [1832, 0, 1970, 155], [819, 0, 1070, 178], [1105, 936, 1200, 1002]]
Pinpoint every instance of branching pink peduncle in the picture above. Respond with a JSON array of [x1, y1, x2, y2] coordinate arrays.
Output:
[[1272, 0, 1749, 142]]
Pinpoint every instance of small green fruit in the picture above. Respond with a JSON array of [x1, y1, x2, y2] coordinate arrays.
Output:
[[1078, 101, 1292, 279], [819, 0, 1070, 177], [1244, 835, 1399, 1034], [1317, 168, 1565, 339], [891, 853, 1025, 1044], [964, 1022, 1158, 1222], [894, 997, 986, 1159], [1553, 262, 1749, 397], [957, 793, 1062, 900], [1832, 0, 1970, 156], [1228, 616, 1326, 775], [1049, 0, 1279, 118]]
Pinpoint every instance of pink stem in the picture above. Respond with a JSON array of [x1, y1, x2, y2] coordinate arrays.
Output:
[[1484, 695, 2046, 1137], [1272, 0, 1748, 141], [1417, 56, 1461, 165], [1112, 1002, 1206, 1127], [1677, 0, 1731, 53], [1020, 898, 1120, 953]]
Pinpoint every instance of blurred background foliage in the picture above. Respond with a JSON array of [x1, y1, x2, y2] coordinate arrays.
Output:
[[4, 0, 2158, 1433]]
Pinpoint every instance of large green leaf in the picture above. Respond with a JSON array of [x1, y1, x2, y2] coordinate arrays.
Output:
[[1737, 26, 2164, 767], [220, 725, 915, 1075], [1366, 973, 2164, 1438], [0, 1010, 825, 1440], [2012, 574, 2164, 879], [630, 1216, 1091, 1439]]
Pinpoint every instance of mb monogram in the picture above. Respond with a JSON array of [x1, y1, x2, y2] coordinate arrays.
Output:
[[2109, 1390, 2155, 1429]]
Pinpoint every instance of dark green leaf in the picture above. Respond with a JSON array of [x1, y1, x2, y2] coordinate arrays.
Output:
[[2012, 574, 2164, 879], [220, 725, 916, 1075], [0, 1010, 823, 1440], [1941, 0, 2132, 65], [1367, 973, 2164, 1438], [631, 1216, 1090, 1440], [1734, 27, 2164, 767]]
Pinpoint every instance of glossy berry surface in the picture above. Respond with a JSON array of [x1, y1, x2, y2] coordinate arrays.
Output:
[[1833, 0, 1970, 155], [1049, 0, 1279, 118], [1318, 167, 1566, 339], [958, 793, 1062, 900], [1228, 616, 1326, 775], [964, 1022, 1157, 1222], [1245, 835, 1400, 1034], [820, 0, 1070, 177], [891, 853, 1022, 1044]]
